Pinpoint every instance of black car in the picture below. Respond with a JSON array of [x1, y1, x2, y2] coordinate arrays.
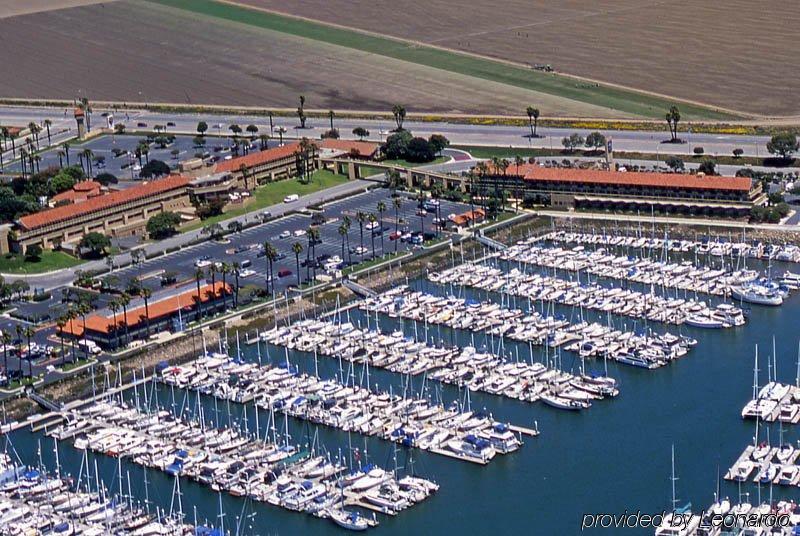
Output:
[[137, 122, 147, 127], [167, 121, 176, 127]]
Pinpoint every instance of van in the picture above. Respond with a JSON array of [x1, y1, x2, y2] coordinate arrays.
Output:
[[240, 259, 252, 268], [283, 194, 299, 203]]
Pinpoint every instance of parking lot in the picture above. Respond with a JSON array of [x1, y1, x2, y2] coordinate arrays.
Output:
[[8, 133, 255, 184], [104, 188, 472, 296]]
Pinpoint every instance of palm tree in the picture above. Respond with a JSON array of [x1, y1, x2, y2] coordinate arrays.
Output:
[[368, 214, 377, 258], [417, 192, 426, 236], [265, 245, 278, 299], [305, 227, 320, 280], [140, 287, 152, 339], [14, 325, 23, 378], [1, 332, 11, 385], [57, 150, 65, 169], [55, 316, 67, 362], [239, 163, 250, 190], [291, 242, 303, 286], [391, 104, 406, 131], [66, 308, 78, 362], [526, 106, 540, 138], [231, 262, 241, 307], [23, 326, 35, 376], [258, 134, 269, 151], [63, 142, 69, 165], [82, 148, 94, 178], [338, 223, 348, 261], [376, 201, 387, 254], [342, 216, 352, 265], [513, 155, 524, 212], [77, 301, 91, 359], [194, 268, 205, 321], [119, 292, 131, 346], [44, 119, 52, 145], [218, 262, 229, 311], [108, 300, 121, 349], [355, 211, 366, 257], [392, 197, 402, 251], [328, 110, 335, 131]]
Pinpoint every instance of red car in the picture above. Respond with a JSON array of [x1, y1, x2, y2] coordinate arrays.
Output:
[[389, 231, 402, 241], [278, 269, 292, 278]]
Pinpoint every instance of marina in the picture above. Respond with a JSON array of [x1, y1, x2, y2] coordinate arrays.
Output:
[[159, 351, 534, 464], [544, 230, 800, 265], [258, 316, 619, 409], [4, 228, 800, 534], [431, 262, 749, 329], [0, 451, 193, 534], [368, 284, 697, 370], [40, 389, 439, 530]]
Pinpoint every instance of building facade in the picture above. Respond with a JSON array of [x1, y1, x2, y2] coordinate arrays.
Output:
[[13, 175, 192, 252]]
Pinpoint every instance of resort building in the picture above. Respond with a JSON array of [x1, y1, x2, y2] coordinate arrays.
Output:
[[12, 175, 193, 252], [213, 142, 308, 189], [60, 282, 231, 349], [476, 165, 765, 217]]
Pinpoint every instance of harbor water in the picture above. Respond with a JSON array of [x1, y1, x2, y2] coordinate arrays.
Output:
[[6, 256, 800, 535]]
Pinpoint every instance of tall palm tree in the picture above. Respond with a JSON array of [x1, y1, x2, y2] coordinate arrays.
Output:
[[218, 262, 229, 311], [342, 214, 353, 264], [338, 223, 348, 261], [392, 197, 402, 251], [66, 308, 78, 362], [22, 327, 35, 376], [55, 316, 66, 362], [119, 292, 131, 346], [355, 211, 366, 257], [43, 119, 52, 145], [265, 245, 278, 299], [291, 242, 303, 286], [238, 163, 250, 191], [417, 192, 426, 236], [140, 287, 152, 339], [305, 227, 320, 280], [368, 214, 377, 258], [526, 106, 540, 138], [231, 262, 241, 308], [194, 268, 205, 321], [77, 301, 91, 359], [14, 325, 23, 378], [376, 201, 386, 254], [63, 142, 69, 166], [108, 300, 120, 349], [82, 149, 94, 178]]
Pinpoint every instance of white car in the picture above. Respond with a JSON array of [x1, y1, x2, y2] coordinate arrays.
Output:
[[195, 259, 212, 268], [283, 194, 299, 203], [279, 230, 291, 239], [239, 269, 256, 278], [365, 221, 379, 230], [293, 229, 305, 237]]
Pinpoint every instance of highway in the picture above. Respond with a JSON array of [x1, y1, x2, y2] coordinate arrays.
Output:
[[0, 105, 778, 160]]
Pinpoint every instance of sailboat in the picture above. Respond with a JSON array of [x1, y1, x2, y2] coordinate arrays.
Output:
[[655, 445, 701, 535]]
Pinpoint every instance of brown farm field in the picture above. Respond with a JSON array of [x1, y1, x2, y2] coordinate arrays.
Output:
[[0, 0, 637, 117], [237, 0, 800, 117]]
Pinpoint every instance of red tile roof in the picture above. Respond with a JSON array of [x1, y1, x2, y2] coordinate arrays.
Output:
[[449, 208, 486, 226], [51, 180, 102, 205], [17, 175, 189, 230], [320, 138, 379, 158], [214, 142, 301, 173], [62, 282, 230, 336], [504, 164, 752, 192]]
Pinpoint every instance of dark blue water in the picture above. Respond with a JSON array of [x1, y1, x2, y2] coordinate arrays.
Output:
[[6, 257, 800, 535]]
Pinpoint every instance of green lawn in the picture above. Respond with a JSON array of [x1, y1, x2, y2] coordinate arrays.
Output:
[[182, 170, 349, 232], [0, 250, 83, 274], [150, 0, 736, 120], [360, 156, 449, 177]]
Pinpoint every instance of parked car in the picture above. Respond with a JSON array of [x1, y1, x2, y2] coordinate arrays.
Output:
[[279, 230, 291, 239], [389, 231, 402, 241], [278, 269, 292, 278]]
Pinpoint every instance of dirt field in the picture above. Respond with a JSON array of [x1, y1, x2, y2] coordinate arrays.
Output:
[[0, 0, 115, 18], [0, 0, 636, 117], [237, 0, 800, 117]]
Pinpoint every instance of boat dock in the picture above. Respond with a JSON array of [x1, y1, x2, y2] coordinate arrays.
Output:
[[161, 354, 526, 465], [725, 443, 800, 487]]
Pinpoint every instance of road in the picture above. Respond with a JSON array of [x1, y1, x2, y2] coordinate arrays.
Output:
[[0, 105, 781, 160]]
